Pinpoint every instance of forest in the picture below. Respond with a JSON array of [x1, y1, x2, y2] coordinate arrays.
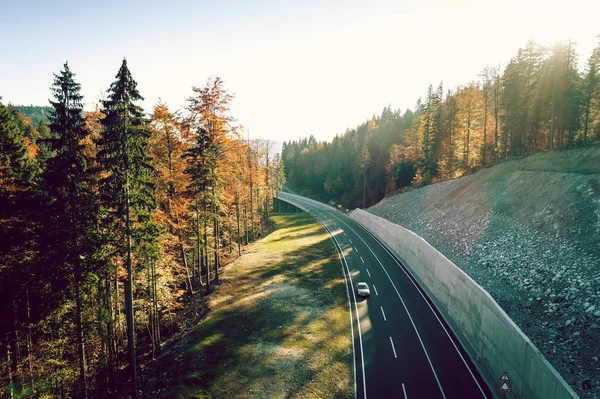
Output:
[[0, 60, 284, 398], [283, 38, 600, 208]]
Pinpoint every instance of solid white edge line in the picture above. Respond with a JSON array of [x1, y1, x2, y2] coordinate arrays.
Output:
[[402, 383, 408, 398], [381, 306, 387, 321], [343, 212, 488, 398], [312, 203, 447, 399], [310, 211, 367, 399], [279, 196, 360, 399], [329, 211, 447, 398], [389, 336, 397, 358], [281, 192, 485, 399], [372, 284, 379, 296], [366, 269, 371, 278]]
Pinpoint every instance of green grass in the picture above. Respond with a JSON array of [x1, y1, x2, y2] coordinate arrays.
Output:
[[152, 213, 353, 399]]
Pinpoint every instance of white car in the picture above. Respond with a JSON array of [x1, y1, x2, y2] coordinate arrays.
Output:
[[356, 282, 370, 297]]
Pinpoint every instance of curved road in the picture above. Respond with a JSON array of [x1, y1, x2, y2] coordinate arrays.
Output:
[[279, 192, 491, 399]]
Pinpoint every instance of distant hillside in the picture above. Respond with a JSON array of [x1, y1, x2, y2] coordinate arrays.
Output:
[[368, 146, 600, 398], [14, 105, 52, 126]]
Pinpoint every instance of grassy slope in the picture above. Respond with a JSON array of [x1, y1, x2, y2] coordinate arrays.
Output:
[[368, 146, 600, 397], [143, 213, 353, 399]]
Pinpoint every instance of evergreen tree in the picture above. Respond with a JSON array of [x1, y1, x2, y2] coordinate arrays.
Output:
[[581, 37, 600, 143], [0, 99, 41, 397], [43, 61, 96, 399], [97, 59, 156, 399]]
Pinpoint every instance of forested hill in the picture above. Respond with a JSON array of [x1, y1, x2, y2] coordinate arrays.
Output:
[[282, 37, 600, 208], [13, 105, 52, 126], [1, 62, 285, 398]]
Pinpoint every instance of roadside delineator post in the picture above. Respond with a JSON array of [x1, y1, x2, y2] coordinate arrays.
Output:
[[499, 372, 512, 398]]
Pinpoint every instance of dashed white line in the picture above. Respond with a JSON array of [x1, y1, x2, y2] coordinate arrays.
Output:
[[342, 213, 488, 398], [366, 269, 371, 277], [372, 284, 379, 296], [349, 239, 353, 244], [324, 209, 448, 399], [354, 247, 359, 253], [389, 336, 397, 358], [381, 306, 387, 321], [402, 383, 408, 398], [279, 195, 367, 398], [360, 256, 365, 263], [313, 217, 367, 399]]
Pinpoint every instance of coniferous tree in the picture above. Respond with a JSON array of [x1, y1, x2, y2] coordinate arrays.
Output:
[[97, 59, 156, 399], [0, 99, 41, 397], [580, 37, 600, 143], [43, 61, 97, 399]]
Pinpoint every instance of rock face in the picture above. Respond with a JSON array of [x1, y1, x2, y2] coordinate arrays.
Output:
[[367, 146, 600, 398]]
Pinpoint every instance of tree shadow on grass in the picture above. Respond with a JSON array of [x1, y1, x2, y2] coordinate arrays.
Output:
[[144, 214, 353, 399]]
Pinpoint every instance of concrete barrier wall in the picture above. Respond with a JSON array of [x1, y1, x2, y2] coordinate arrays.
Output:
[[349, 209, 578, 399]]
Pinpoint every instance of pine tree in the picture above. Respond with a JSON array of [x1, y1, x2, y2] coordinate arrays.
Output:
[[0, 99, 41, 397], [581, 37, 600, 143], [42, 61, 97, 399], [97, 59, 156, 399]]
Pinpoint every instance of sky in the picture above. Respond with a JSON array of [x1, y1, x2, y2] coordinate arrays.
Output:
[[1, 0, 599, 142]]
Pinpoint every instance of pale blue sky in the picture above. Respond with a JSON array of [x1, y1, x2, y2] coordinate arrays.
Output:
[[1, 0, 599, 141]]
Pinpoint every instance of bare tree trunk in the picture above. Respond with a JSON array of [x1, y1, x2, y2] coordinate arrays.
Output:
[[147, 261, 156, 359], [105, 274, 116, 394], [203, 195, 210, 288], [195, 197, 203, 287], [550, 102, 555, 150], [494, 72, 500, 160], [482, 85, 489, 165], [25, 289, 34, 395], [236, 201, 241, 256], [212, 179, 220, 283], [74, 264, 88, 399], [124, 171, 138, 399]]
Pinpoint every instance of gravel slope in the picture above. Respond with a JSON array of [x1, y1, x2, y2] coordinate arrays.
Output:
[[367, 146, 600, 398]]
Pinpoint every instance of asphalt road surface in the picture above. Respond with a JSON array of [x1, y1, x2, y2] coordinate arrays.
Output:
[[278, 192, 492, 399]]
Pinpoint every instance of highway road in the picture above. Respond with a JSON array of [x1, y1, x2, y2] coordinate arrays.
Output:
[[278, 192, 492, 399]]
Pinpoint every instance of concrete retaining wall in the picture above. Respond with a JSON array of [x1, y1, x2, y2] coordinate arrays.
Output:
[[350, 209, 579, 399]]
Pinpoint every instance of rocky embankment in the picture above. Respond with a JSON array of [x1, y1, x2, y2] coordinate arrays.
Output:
[[367, 146, 600, 398]]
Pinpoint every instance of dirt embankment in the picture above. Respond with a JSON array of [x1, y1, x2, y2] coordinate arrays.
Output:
[[368, 146, 600, 398]]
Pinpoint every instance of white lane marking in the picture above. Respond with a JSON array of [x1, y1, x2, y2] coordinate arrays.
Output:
[[343, 214, 488, 398], [344, 232, 347, 236], [389, 336, 397, 358], [381, 306, 387, 321], [355, 247, 359, 253], [360, 256, 365, 263], [372, 284, 379, 296], [402, 383, 408, 398], [349, 239, 353, 244], [277, 195, 363, 398], [324, 210, 447, 399], [282, 193, 484, 399], [366, 269, 371, 278], [310, 212, 367, 399]]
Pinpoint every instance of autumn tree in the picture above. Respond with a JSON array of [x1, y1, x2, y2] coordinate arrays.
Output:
[[186, 76, 237, 284]]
